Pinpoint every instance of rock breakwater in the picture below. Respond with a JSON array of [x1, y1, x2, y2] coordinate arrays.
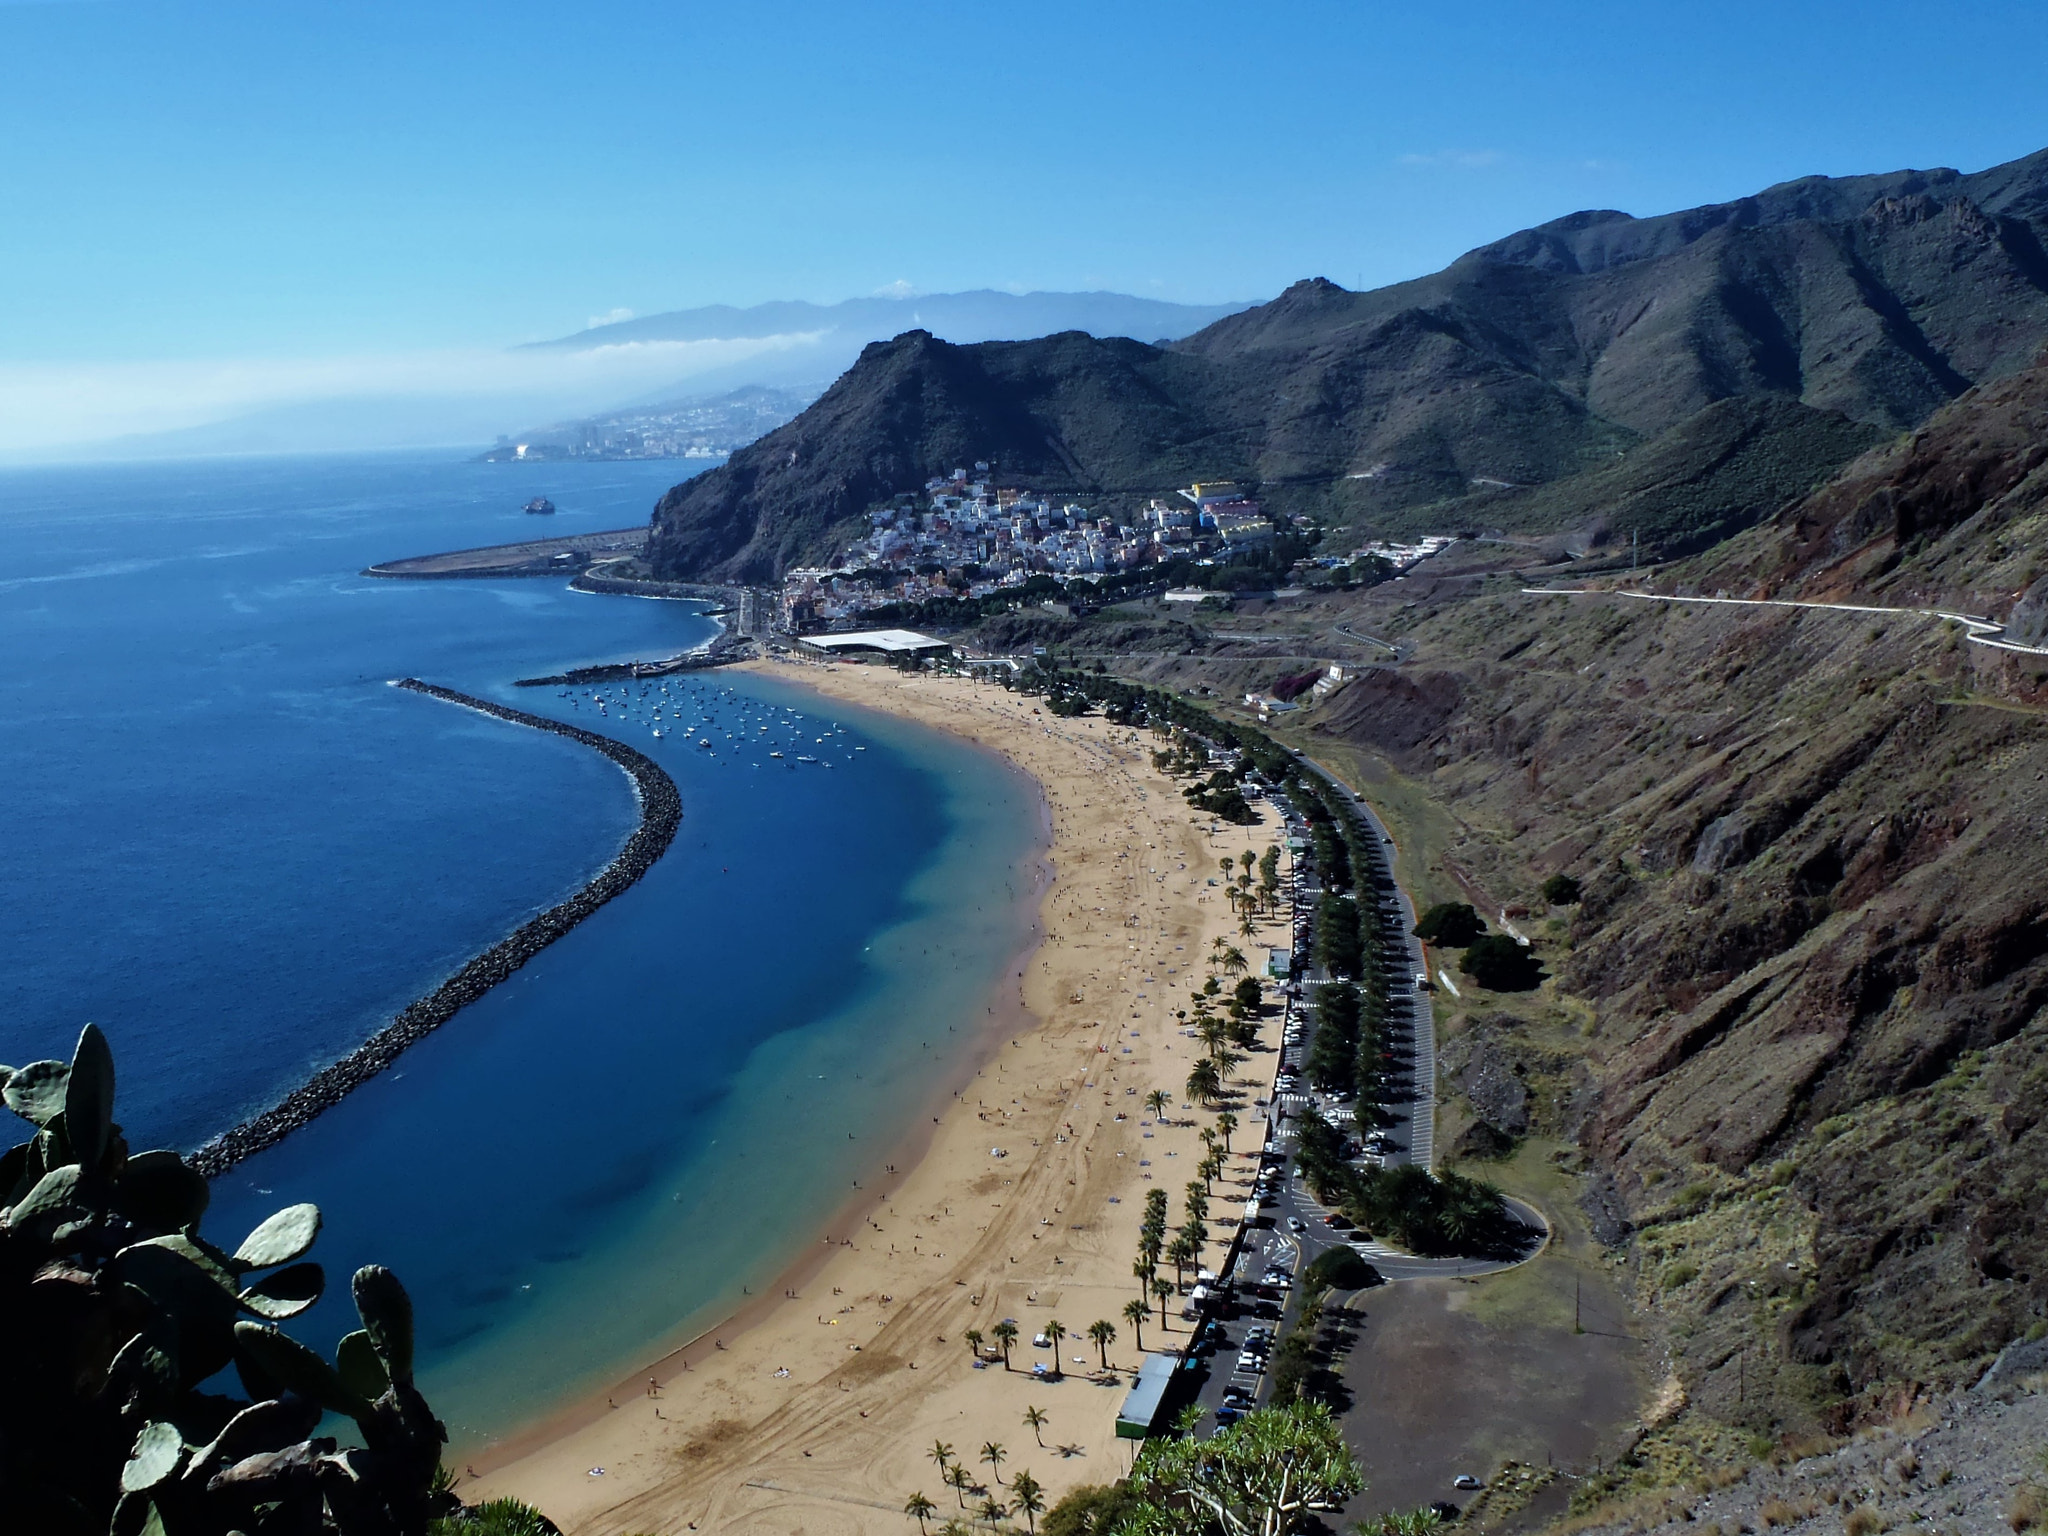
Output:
[[190, 680, 682, 1178]]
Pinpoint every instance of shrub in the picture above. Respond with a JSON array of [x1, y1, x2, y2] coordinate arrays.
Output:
[[430, 1500, 560, 1536], [1305, 1246, 1382, 1291], [1541, 873, 1582, 904], [1042, 1481, 1145, 1536], [1414, 902, 1485, 946], [1460, 934, 1544, 990], [2011, 1485, 2048, 1533], [0, 1025, 455, 1535], [1844, 1504, 1883, 1536]]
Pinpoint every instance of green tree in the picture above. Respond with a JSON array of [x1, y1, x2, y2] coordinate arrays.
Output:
[[946, 1462, 973, 1508], [1216, 1110, 1239, 1153], [1012, 1470, 1047, 1535], [1152, 1276, 1175, 1330], [1045, 1319, 1067, 1378], [906, 1491, 939, 1535], [1145, 1088, 1171, 1120], [931, 1440, 956, 1477], [1123, 1400, 1365, 1536], [991, 1319, 1019, 1370], [981, 1440, 1007, 1486], [1186, 1058, 1223, 1104], [1412, 901, 1483, 946], [965, 1327, 984, 1361], [1086, 1318, 1116, 1369], [1023, 1404, 1048, 1447], [1541, 872, 1581, 904], [978, 1495, 1009, 1529], [1122, 1296, 1150, 1353], [1220, 945, 1248, 977], [1166, 1232, 1200, 1289]]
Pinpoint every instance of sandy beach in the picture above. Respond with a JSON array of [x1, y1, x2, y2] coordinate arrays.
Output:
[[476, 659, 1293, 1534]]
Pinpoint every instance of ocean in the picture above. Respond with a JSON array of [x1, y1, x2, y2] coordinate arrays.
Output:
[[0, 452, 1042, 1443]]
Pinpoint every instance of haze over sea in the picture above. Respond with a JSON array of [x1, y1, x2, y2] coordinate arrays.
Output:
[[0, 453, 1040, 1443]]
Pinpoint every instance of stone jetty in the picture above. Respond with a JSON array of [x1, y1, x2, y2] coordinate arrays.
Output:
[[189, 680, 683, 1179]]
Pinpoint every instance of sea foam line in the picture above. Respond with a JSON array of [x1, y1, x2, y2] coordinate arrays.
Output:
[[189, 679, 682, 1178]]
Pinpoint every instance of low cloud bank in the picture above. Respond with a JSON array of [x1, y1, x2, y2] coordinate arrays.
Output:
[[0, 332, 824, 459]]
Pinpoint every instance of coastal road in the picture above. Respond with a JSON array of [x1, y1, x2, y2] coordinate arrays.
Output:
[[1524, 586, 2048, 657], [1332, 622, 1406, 659], [1289, 759, 1436, 1172]]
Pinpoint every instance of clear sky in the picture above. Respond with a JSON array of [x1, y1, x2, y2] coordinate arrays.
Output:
[[3, 0, 2046, 445]]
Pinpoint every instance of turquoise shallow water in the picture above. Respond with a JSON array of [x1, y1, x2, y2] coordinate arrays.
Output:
[[0, 453, 1041, 1443]]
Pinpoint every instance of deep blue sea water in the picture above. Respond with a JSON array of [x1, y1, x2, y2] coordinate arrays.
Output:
[[0, 453, 1040, 1444]]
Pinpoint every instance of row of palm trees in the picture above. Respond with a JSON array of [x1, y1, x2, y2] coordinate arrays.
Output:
[[912, 1433, 1050, 1533], [960, 1316, 1127, 1376], [1221, 844, 1285, 927]]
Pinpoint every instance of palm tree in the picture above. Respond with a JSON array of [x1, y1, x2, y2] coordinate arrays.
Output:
[[1196, 1017, 1228, 1057], [977, 1495, 1009, 1530], [1184, 1182, 1209, 1225], [1022, 1404, 1048, 1447], [1218, 857, 1234, 882], [1240, 909, 1257, 940], [1151, 1276, 1174, 1330], [980, 1440, 1007, 1487], [1220, 945, 1248, 977], [1011, 1470, 1046, 1535], [945, 1463, 972, 1508], [1216, 1111, 1238, 1153], [1240, 848, 1257, 877], [1144, 1088, 1170, 1121], [906, 1491, 939, 1535], [1086, 1319, 1116, 1369], [964, 1328, 984, 1362], [1045, 1319, 1067, 1378], [990, 1319, 1018, 1370], [1186, 1058, 1222, 1105], [930, 1441, 955, 1478], [1166, 1232, 1199, 1289], [1122, 1296, 1149, 1353]]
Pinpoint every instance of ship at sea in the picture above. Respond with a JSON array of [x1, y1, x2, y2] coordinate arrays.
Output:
[[523, 496, 556, 515]]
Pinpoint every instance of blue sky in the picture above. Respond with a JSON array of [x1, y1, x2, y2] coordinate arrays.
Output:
[[2, 0, 2045, 445]]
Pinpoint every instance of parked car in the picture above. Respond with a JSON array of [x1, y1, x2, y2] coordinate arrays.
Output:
[[1453, 1475, 1483, 1491]]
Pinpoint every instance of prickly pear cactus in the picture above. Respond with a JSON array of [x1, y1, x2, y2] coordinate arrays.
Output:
[[0, 1025, 456, 1535]]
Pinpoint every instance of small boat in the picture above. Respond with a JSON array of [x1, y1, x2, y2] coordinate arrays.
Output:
[[523, 497, 556, 515], [796, 755, 817, 764], [652, 729, 664, 739], [769, 751, 783, 759]]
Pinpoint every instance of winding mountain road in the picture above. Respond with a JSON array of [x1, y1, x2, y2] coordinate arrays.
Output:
[[1523, 587, 2048, 657]]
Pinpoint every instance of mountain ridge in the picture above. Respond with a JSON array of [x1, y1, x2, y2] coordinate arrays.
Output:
[[529, 289, 1254, 351], [647, 145, 2048, 582]]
